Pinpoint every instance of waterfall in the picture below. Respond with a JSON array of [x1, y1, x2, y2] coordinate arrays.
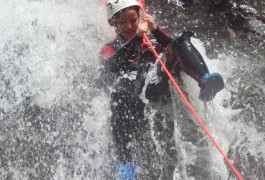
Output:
[[0, 0, 114, 179], [1, 0, 264, 179]]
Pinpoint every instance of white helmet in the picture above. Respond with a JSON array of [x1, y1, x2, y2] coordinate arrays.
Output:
[[106, 0, 140, 20]]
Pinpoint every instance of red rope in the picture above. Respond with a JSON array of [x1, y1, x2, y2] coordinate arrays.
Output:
[[143, 33, 244, 180], [102, 0, 106, 9], [138, 1, 243, 179], [102, 0, 243, 179]]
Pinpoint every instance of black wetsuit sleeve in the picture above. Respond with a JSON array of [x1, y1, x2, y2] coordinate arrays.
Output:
[[151, 27, 173, 47], [104, 35, 142, 72]]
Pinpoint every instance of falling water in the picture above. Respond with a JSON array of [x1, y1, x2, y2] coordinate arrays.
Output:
[[0, 0, 115, 179], [1, 0, 264, 180]]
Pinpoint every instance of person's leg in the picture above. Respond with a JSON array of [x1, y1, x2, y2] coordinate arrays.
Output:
[[168, 31, 224, 101], [111, 81, 134, 163], [169, 31, 209, 82], [110, 77, 146, 179]]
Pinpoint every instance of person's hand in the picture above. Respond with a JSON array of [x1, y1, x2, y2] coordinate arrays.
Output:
[[136, 22, 148, 37], [144, 14, 157, 32]]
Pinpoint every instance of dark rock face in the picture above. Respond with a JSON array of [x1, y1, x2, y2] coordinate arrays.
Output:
[[146, 0, 265, 59], [1, 1, 263, 179], [145, 0, 265, 179], [229, 78, 265, 179]]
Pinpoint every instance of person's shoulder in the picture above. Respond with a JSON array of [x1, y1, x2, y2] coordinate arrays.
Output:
[[100, 37, 118, 54], [99, 45, 116, 63]]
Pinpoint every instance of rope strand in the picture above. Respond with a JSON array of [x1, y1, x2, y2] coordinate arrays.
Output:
[[143, 33, 243, 180], [102, 0, 244, 179], [138, 1, 243, 179]]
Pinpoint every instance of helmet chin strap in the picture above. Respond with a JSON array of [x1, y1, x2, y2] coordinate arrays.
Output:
[[138, 0, 146, 14], [137, 0, 148, 48]]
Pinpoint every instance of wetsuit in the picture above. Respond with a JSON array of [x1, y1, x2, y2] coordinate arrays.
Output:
[[99, 27, 209, 163]]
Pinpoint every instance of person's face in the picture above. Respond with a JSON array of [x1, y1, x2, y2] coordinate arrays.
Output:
[[116, 8, 139, 40]]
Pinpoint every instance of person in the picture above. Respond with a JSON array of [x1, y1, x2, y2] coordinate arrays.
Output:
[[99, 0, 224, 179]]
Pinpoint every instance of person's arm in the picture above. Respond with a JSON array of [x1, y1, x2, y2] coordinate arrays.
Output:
[[143, 14, 172, 47], [151, 27, 172, 47], [99, 35, 142, 72]]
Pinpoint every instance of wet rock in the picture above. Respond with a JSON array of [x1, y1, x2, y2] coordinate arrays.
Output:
[[147, 0, 265, 59], [230, 79, 265, 132], [257, 13, 265, 23], [228, 135, 265, 180], [145, 1, 265, 179]]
